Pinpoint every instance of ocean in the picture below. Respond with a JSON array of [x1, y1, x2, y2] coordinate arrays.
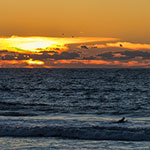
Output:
[[0, 68, 150, 150]]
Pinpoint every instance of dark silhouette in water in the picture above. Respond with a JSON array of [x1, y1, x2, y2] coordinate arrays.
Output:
[[117, 117, 126, 123]]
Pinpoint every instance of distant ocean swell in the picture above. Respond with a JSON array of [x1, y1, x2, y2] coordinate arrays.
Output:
[[0, 125, 150, 141]]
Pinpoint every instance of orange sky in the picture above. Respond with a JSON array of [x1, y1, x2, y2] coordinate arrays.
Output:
[[0, 0, 150, 68], [0, 0, 150, 42]]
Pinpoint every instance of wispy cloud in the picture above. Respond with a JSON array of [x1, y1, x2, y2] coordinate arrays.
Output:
[[87, 42, 150, 50], [0, 36, 118, 54], [1, 36, 150, 68]]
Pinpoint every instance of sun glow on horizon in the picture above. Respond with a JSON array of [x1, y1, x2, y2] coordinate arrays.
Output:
[[26, 59, 44, 65], [4, 36, 150, 68], [0, 36, 119, 54]]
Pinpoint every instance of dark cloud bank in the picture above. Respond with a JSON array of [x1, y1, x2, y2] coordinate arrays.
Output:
[[98, 51, 150, 61], [0, 51, 80, 61]]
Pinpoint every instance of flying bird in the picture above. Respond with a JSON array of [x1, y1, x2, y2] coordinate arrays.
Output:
[[120, 44, 123, 47], [81, 45, 88, 49]]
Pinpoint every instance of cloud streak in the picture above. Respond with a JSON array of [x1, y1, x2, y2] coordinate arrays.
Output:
[[87, 42, 150, 50], [98, 51, 150, 61], [0, 36, 118, 54], [1, 36, 150, 68]]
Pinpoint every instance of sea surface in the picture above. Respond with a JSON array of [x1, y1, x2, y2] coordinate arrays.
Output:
[[0, 68, 150, 150]]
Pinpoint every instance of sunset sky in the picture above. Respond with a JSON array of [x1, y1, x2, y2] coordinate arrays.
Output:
[[1, 0, 150, 68]]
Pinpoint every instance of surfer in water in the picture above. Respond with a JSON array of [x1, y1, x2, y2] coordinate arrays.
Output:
[[117, 117, 126, 123]]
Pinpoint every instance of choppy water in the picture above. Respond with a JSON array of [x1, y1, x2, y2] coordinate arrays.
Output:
[[0, 68, 150, 149]]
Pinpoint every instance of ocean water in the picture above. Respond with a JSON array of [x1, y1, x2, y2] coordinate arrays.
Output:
[[0, 68, 150, 149]]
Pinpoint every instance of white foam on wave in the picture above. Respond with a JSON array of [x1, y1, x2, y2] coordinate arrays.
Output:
[[0, 124, 150, 141], [0, 114, 149, 141]]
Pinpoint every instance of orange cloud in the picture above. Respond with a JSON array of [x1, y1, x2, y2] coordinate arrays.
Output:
[[0, 59, 44, 68], [54, 59, 111, 65], [110, 60, 150, 68], [1, 59, 150, 68], [113, 53, 126, 58], [53, 59, 150, 68], [0, 60, 27, 68], [121, 60, 150, 68], [2, 36, 150, 68], [89, 42, 150, 50], [0, 36, 118, 54], [107, 42, 150, 50]]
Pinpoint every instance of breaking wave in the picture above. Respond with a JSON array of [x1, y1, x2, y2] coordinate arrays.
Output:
[[0, 125, 150, 141]]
